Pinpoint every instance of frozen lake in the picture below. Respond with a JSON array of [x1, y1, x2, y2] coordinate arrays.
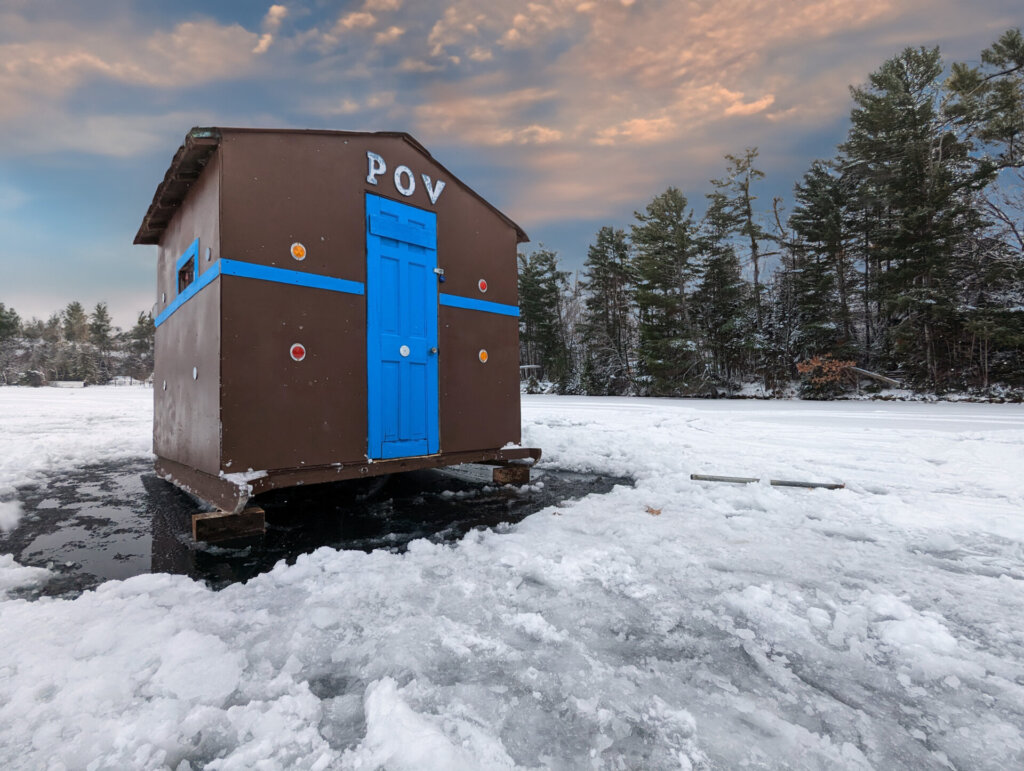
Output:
[[1, 388, 1023, 769]]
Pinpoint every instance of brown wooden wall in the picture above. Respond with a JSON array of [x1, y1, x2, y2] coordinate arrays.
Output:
[[152, 148, 222, 473], [155, 129, 522, 475]]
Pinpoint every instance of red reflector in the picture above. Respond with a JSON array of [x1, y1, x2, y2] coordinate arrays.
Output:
[[290, 343, 306, 361], [478, 278, 488, 293]]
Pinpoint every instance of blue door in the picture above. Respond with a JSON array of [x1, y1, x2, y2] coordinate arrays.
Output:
[[366, 194, 439, 459]]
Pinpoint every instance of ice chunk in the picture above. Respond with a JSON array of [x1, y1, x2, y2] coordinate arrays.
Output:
[[0, 500, 22, 532], [150, 631, 243, 704], [0, 554, 50, 597]]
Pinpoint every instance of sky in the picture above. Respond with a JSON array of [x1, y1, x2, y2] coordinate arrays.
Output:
[[0, 0, 1020, 328]]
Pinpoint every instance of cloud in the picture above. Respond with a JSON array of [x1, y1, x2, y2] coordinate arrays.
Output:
[[398, 58, 444, 73], [253, 4, 289, 53], [1, 0, 1016, 230], [0, 18, 261, 122], [427, 1, 579, 57], [415, 87, 562, 145], [399, 0, 916, 223], [724, 94, 776, 117], [265, 3, 289, 30], [4, 111, 216, 158], [334, 11, 377, 33], [374, 26, 405, 45], [593, 116, 676, 146], [305, 91, 396, 117]]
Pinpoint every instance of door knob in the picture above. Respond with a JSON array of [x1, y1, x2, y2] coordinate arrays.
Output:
[[429, 347, 438, 355]]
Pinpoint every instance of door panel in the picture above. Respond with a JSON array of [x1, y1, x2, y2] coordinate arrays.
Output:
[[366, 194, 439, 459]]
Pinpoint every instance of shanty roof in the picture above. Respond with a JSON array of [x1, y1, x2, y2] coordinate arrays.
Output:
[[134, 127, 528, 245]]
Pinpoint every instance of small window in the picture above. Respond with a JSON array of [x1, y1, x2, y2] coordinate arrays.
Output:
[[175, 238, 200, 295], [178, 257, 195, 293]]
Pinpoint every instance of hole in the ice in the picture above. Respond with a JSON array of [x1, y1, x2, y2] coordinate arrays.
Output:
[[3, 460, 634, 598]]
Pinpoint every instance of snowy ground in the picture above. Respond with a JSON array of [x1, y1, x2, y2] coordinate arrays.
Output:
[[1, 388, 1023, 769]]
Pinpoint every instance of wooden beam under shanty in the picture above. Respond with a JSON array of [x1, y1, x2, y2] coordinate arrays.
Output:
[[491, 464, 531, 485], [192, 506, 265, 542]]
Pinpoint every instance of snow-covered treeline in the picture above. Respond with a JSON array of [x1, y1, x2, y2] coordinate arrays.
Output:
[[520, 32, 1024, 398]]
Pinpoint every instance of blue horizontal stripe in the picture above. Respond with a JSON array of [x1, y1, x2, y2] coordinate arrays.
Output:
[[440, 293, 519, 317], [176, 238, 199, 271], [220, 259, 365, 296], [155, 260, 221, 327], [155, 259, 365, 328]]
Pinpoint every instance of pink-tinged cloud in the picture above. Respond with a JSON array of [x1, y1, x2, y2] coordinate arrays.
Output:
[[0, 20, 260, 121], [365, 0, 404, 10], [374, 26, 405, 45], [404, 0, 914, 222], [415, 86, 563, 145], [723, 94, 776, 117], [334, 12, 377, 33], [593, 116, 676, 146], [253, 4, 289, 54]]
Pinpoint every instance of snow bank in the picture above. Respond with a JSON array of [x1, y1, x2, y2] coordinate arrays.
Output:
[[0, 386, 152, 531], [1, 391, 1024, 768]]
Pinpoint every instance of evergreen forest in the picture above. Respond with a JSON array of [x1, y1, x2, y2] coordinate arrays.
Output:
[[0, 300, 154, 386], [519, 32, 1024, 398]]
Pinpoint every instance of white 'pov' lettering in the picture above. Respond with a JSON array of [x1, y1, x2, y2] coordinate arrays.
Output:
[[421, 175, 446, 205], [394, 165, 415, 196], [365, 151, 446, 204], [366, 152, 386, 185]]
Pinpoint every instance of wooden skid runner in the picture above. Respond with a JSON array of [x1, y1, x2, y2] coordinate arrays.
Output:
[[158, 446, 542, 517], [491, 464, 531, 485], [192, 506, 266, 542]]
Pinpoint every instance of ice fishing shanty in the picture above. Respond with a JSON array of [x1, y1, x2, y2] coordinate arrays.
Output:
[[135, 127, 540, 518]]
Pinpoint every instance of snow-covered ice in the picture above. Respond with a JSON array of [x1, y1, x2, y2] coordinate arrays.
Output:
[[1, 388, 1024, 768], [0, 386, 152, 531]]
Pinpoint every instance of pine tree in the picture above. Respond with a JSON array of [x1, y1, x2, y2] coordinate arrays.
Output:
[[948, 29, 1024, 387], [89, 302, 113, 350], [127, 311, 156, 381], [42, 313, 62, 343], [581, 226, 634, 394], [788, 161, 859, 360], [948, 28, 1024, 174], [518, 249, 571, 389], [842, 46, 984, 386], [630, 188, 700, 394], [712, 149, 768, 334], [760, 197, 801, 390], [695, 192, 753, 387], [0, 303, 21, 385], [556, 273, 588, 394], [62, 301, 89, 343]]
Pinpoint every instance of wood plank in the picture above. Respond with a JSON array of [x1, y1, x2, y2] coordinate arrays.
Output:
[[690, 474, 759, 484], [192, 506, 265, 542], [492, 465, 531, 485], [691, 474, 844, 490]]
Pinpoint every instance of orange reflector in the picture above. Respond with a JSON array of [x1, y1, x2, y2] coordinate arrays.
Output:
[[290, 343, 306, 361], [478, 349, 488, 363], [290, 242, 307, 260]]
